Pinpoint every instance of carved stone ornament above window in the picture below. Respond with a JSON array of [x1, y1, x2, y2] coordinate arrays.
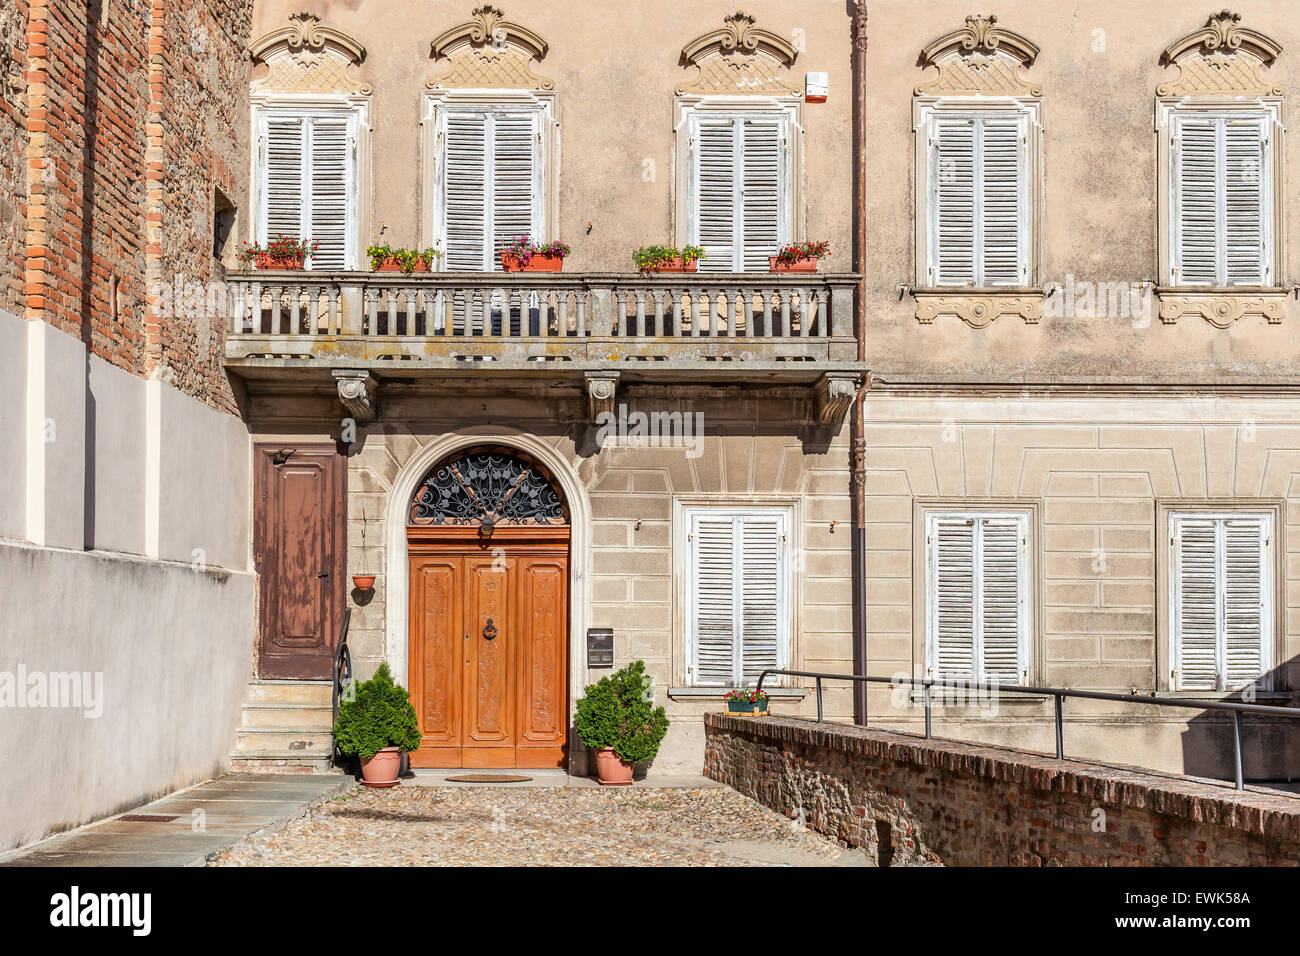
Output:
[[913, 291, 1044, 329], [677, 11, 800, 96], [915, 14, 1041, 97], [249, 12, 370, 95], [428, 5, 553, 91], [1158, 10, 1284, 97]]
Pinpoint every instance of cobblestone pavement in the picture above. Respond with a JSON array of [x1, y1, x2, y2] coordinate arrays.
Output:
[[209, 785, 869, 866]]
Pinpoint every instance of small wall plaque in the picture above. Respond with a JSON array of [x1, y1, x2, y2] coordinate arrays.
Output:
[[587, 627, 614, 667]]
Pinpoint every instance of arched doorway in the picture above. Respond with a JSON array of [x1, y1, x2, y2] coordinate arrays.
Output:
[[406, 445, 570, 769]]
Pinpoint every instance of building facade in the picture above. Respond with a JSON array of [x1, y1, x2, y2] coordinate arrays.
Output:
[[4, 0, 1300, 851]]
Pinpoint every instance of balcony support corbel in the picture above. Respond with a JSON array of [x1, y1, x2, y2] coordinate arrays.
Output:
[[585, 370, 620, 423], [815, 372, 858, 425], [333, 369, 379, 423]]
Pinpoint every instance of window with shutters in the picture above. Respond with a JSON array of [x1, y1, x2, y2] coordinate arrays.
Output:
[[918, 104, 1037, 288], [1162, 107, 1278, 287], [685, 507, 791, 687], [925, 510, 1031, 684], [678, 104, 799, 273], [1168, 512, 1274, 692], [422, 94, 556, 273], [253, 106, 362, 271]]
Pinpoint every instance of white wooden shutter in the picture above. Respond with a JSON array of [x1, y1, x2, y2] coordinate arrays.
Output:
[[1223, 518, 1267, 687], [691, 513, 738, 685], [928, 512, 1029, 683], [1224, 117, 1268, 286], [740, 515, 782, 682], [263, 115, 305, 244], [307, 116, 350, 271], [1173, 517, 1219, 689], [740, 118, 783, 272], [694, 118, 738, 273], [931, 517, 976, 680], [1171, 514, 1271, 691], [979, 117, 1023, 286], [928, 111, 1028, 287], [1173, 115, 1221, 286], [1172, 113, 1271, 286], [440, 109, 540, 272], [979, 518, 1023, 682]]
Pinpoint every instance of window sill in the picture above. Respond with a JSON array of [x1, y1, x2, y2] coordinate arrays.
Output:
[[667, 687, 808, 701], [1153, 288, 1286, 327], [911, 288, 1045, 328]]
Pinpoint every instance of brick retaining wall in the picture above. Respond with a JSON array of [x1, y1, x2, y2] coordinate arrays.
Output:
[[704, 713, 1300, 866]]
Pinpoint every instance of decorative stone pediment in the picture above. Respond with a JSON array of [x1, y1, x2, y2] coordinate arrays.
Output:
[[1158, 10, 1283, 97], [913, 291, 1044, 329], [1156, 291, 1285, 328], [677, 12, 800, 97], [916, 14, 1041, 97], [428, 5, 553, 91], [250, 12, 370, 95]]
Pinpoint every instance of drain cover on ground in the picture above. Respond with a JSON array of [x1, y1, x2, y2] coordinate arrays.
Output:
[[443, 774, 534, 783], [118, 814, 178, 823]]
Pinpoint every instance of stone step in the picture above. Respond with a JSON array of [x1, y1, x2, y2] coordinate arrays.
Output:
[[240, 702, 334, 730], [234, 727, 332, 754], [228, 751, 337, 774], [244, 679, 333, 705]]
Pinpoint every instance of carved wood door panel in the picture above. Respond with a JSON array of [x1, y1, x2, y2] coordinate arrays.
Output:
[[408, 539, 568, 769], [254, 444, 345, 679]]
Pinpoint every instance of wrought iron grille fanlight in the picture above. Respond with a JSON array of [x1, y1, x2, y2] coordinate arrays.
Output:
[[408, 447, 568, 529]]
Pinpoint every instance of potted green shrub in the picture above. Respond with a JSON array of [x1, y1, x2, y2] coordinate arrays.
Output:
[[575, 660, 669, 786], [724, 688, 769, 715], [367, 243, 441, 273], [500, 235, 570, 272], [769, 240, 829, 273], [239, 235, 318, 270], [333, 662, 421, 787], [632, 244, 706, 273]]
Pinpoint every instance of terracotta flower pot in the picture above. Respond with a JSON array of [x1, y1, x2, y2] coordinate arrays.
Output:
[[500, 252, 564, 273], [593, 746, 634, 786], [351, 574, 376, 591], [374, 257, 433, 273], [359, 746, 401, 787], [254, 254, 305, 271], [768, 256, 819, 273], [640, 257, 699, 274]]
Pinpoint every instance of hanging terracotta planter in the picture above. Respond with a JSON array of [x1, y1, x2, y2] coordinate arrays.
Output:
[[351, 574, 376, 591], [500, 252, 565, 273]]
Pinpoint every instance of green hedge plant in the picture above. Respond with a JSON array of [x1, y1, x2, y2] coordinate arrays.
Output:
[[575, 660, 669, 764], [333, 662, 422, 760]]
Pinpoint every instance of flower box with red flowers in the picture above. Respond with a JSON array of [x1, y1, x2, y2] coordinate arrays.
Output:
[[769, 240, 829, 273], [500, 236, 570, 273], [240, 236, 318, 271], [723, 688, 770, 715]]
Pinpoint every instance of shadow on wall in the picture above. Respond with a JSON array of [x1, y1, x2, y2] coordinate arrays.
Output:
[[1181, 654, 1300, 784]]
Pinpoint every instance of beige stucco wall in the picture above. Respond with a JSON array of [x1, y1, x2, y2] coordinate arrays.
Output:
[[864, 0, 1300, 383], [861, 391, 1300, 778], [249, 0, 855, 273]]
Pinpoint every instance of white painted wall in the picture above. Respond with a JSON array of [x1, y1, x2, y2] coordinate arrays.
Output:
[[0, 541, 254, 852], [0, 315, 256, 851]]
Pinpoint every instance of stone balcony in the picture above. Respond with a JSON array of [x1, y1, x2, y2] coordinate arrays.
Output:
[[222, 271, 864, 422]]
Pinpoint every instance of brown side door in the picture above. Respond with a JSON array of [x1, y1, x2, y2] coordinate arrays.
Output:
[[254, 444, 346, 679]]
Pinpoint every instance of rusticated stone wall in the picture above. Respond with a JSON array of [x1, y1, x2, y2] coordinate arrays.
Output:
[[704, 713, 1300, 866]]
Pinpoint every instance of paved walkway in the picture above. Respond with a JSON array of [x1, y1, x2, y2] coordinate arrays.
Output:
[[0, 774, 353, 867], [209, 781, 872, 866]]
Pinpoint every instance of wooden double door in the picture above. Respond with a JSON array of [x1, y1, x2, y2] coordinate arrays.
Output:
[[408, 530, 569, 768]]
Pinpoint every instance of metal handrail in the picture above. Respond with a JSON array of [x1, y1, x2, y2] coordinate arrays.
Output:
[[755, 668, 1300, 791], [330, 607, 353, 769]]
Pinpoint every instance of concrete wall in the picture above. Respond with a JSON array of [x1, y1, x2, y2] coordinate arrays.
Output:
[[0, 541, 254, 853], [706, 713, 1300, 866], [0, 308, 254, 851]]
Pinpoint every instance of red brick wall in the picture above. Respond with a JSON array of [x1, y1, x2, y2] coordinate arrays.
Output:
[[8, 0, 250, 414], [705, 713, 1300, 866]]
